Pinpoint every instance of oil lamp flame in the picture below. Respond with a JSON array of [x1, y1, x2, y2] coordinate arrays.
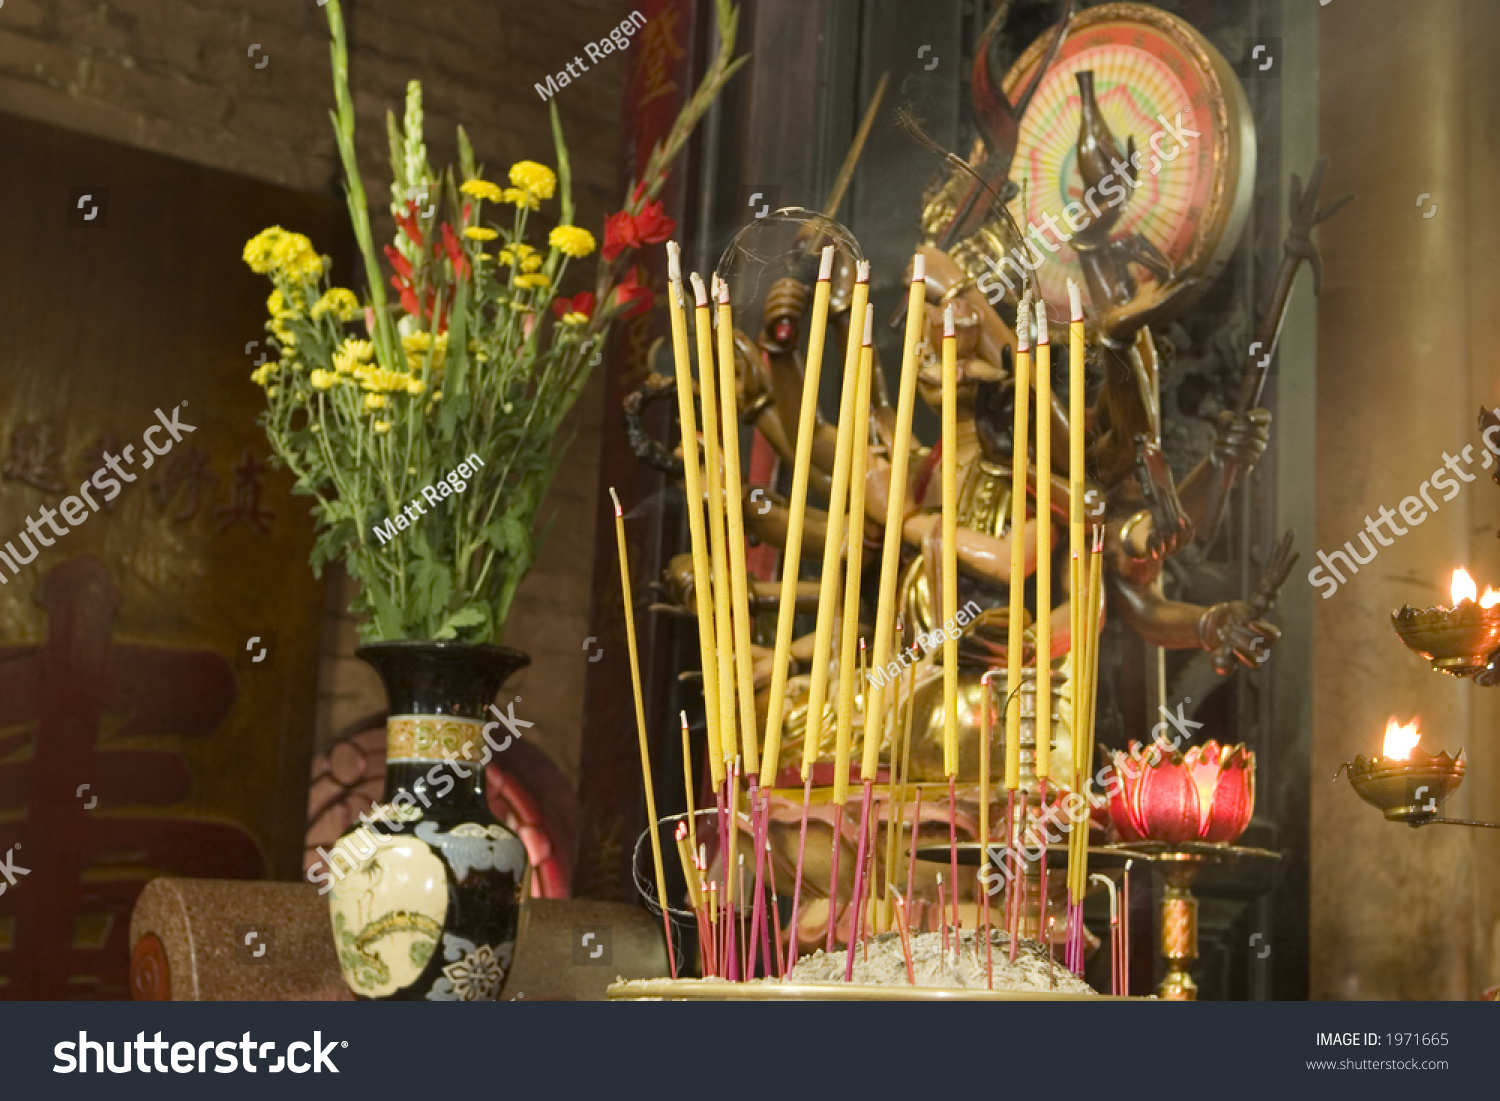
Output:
[[1448, 568, 1500, 609], [1452, 568, 1477, 605], [1382, 716, 1421, 761]]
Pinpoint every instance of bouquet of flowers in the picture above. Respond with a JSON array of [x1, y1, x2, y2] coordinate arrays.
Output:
[[242, 0, 743, 643]]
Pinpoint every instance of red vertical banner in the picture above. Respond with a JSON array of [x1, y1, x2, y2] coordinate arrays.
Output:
[[576, 0, 704, 901]]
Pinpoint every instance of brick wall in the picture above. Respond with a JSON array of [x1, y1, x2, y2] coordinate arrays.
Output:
[[0, 0, 631, 788]]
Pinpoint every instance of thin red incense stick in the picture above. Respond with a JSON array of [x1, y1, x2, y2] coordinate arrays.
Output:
[[1037, 777, 1049, 966], [714, 778, 728, 976], [860, 807, 878, 960], [738, 854, 750, 979], [784, 778, 813, 980], [843, 779, 875, 982], [725, 759, 741, 982], [825, 802, 844, 953], [905, 788, 921, 909], [1123, 859, 1133, 997], [937, 873, 947, 960], [745, 780, 770, 979], [893, 894, 917, 985]]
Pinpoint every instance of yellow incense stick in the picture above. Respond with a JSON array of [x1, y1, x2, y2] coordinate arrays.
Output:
[[1067, 280, 1086, 781], [941, 305, 959, 780], [680, 710, 697, 839], [716, 279, 761, 776], [863, 253, 928, 782], [610, 486, 672, 945], [832, 306, 875, 805], [762, 245, 837, 786], [692, 273, 737, 778], [1004, 298, 1032, 791], [665, 244, 724, 786], [1033, 298, 1053, 782], [800, 263, 871, 783]]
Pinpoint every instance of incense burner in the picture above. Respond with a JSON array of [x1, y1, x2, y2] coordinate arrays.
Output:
[[1391, 600, 1500, 677], [1340, 749, 1467, 822]]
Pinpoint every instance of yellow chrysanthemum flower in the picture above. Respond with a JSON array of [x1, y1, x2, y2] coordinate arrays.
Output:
[[461, 179, 504, 203], [405, 377, 427, 395], [360, 368, 412, 393], [549, 225, 595, 258], [244, 227, 286, 274], [513, 272, 550, 290], [311, 287, 361, 323], [364, 393, 389, 412], [508, 161, 556, 200], [310, 369, 337, 390], [267, 287, 302, 319], [332, 351, 358, 374], [502, 188, 539, 212], [266, 385, 280, 399], [521, 254, 543, 273], [339, 338, 375, 362], [250, 363, 276, 386], [463, 226, 498, 241], [269, 231, 324, 280], [402, 331, 433, 354], [372, 420, 391, 434], [271, 322, 297, 348], [559, 311, 589, 326]]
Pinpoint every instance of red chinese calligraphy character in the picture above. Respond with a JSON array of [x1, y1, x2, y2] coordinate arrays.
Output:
[[214, 450, 275, 535], [636, 10, 686, 107]]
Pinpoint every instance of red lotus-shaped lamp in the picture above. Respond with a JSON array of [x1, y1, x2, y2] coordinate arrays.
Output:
[[1108, 740, 1256, 844]]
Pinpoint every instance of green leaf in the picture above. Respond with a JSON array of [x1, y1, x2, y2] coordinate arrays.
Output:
[[433, 605, 487, 641]]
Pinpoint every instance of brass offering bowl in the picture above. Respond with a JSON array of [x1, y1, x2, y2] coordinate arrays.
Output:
[[1340, 749, 1467, 822], [1391, 601, 1500, 677]]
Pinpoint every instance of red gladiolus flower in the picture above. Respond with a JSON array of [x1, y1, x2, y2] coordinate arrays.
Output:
[[601, 200, 678, 262], [611, 267, 653, 320], [632, 200, 675, 246], [384, 245, 414, 283], [602, 210, 639, 262], [438, 223, 469, 281], [394, 200, 425, 248], [551, 291, 596, 321], [1107, 740, 1256, 845]]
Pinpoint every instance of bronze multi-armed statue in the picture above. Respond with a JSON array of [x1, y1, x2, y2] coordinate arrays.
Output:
[[628, 0, 1340, 946]]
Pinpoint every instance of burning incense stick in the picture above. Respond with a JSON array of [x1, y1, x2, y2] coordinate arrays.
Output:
[[827, 308, 875, 955], [665, 246, 725, 788], [830, 302, 875, 800], [941, 304, 959, 781], [1033, 298, 1053, 785], [761, 243, 837, 784], [714, 278, 760, 778], [610, 486, 677, 979], [680, 711, 697, 846], [689, 273, 736, 787], [862, 252, 926, 784], [786, 266, 871, 975], [1004, 296, 1031, 793], [893, 894, 917, 985], [846, 253, 927, 982]]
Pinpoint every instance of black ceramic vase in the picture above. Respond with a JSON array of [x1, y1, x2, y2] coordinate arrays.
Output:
[[325, 640, 531, 1001]]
